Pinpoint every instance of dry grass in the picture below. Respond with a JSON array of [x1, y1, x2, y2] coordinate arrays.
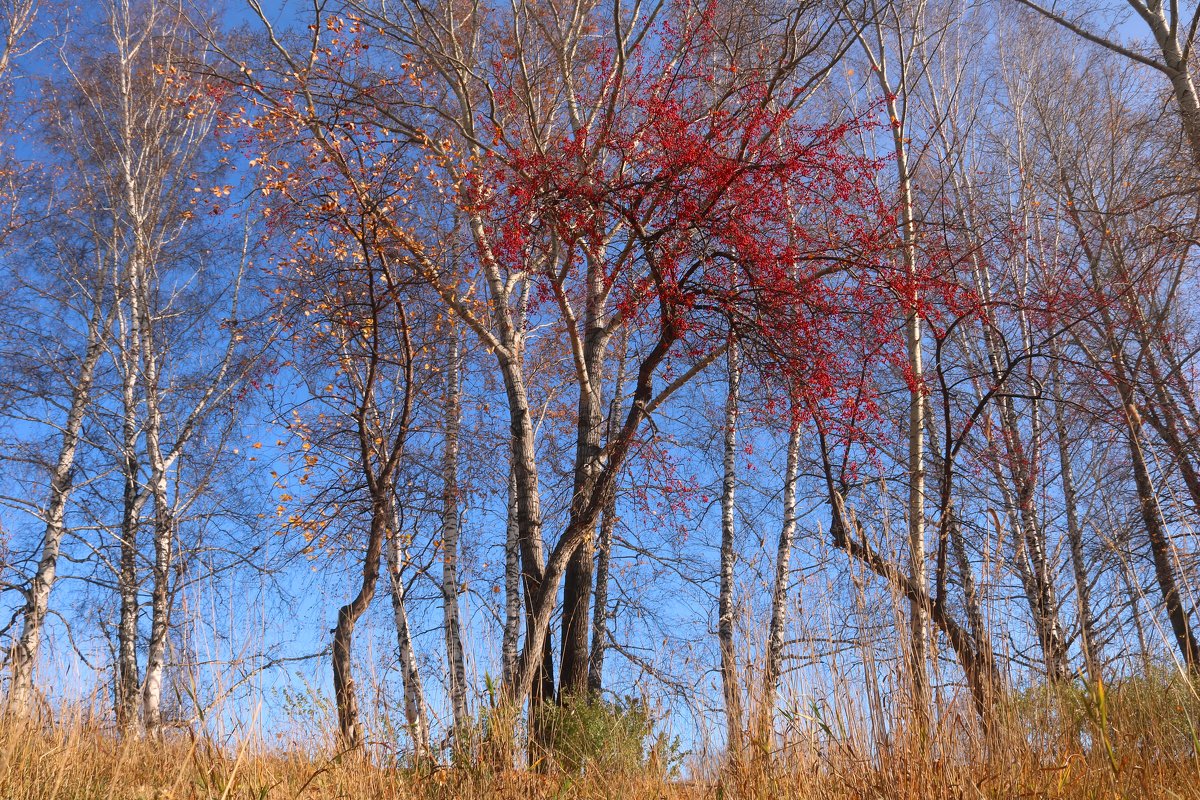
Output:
[[5, 673, 1200, 800]]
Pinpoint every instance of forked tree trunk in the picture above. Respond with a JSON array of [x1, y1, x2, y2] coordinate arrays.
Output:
[[496, 357, 556, 760], [925, 388, 992, 703], [499, 310, 681, 720]]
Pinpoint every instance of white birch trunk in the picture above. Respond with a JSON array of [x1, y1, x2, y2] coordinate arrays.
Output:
[[140, 317, 173, 737], [762, 418, 801, 731], [718, 336, 743, 757], [440, 332, 469, 737], [8, 302, 108, 712], [502, 465, 521, 688], [386, 517, 431, 758]]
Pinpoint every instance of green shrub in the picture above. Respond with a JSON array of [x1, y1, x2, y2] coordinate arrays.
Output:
[[535, 696, 681, 778]]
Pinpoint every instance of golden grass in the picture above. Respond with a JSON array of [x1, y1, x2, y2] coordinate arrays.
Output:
[[5, 673, 1200, 800]]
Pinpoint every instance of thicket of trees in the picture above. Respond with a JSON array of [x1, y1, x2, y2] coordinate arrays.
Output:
[[2, 0, 1200, 768]]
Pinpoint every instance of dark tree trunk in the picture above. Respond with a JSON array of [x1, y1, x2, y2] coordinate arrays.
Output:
[[332, 511, 386, 749], [1125, 401, 1200, 669], [559, 279, 608, 701]]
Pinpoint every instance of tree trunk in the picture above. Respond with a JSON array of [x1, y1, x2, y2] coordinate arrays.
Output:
[[902, 274, 930, 725], [588, 337, 628, 695], [558, 482, 597, 704], [138, 247, 174, 738], [718, 336, 743, 757], [9, 302, 107, 713], [559, 277, 608, 702], [1064, 182, 1200, 672], [1124, 399, 1200, 669], [496, 356, 556, 760], [116, 425, 144, 731], [440, 332, 469, 737], [587, 491, 616, 695], [875, 52, 930, 723], [140, 471, 173, 738], [760, 418, 801, 738], [141, 354, 175, 739], [1051, 365, 1099, 678], [1131, 312, 1200, 517], [501, 283, 530, 695], [970, 260, 1070, 682], [499, 303, 679, 719], [828, 491, 1002, 723], [502, 465, 521, 688], [949, 513, 990, 687], [1144, 4, 1200, 168], [116, 287, 145, 732], [385, 515, 431, 758], [1091, 270, 1200, 671], [925, 382, 992, 705], [332, 508, 387, 749]]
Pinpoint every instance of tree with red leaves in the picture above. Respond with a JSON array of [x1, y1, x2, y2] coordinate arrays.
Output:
[[227, 0, 901, 752]]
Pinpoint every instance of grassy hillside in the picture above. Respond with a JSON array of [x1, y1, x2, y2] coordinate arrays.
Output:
[[6, 670, 1198, 800]]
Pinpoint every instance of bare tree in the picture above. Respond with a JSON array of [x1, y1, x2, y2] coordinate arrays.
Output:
[[1012, 0, 1200, 168]]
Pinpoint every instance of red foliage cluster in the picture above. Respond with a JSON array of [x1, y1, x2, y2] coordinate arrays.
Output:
[[468, 6, 911, 424], [239, 2, 980, 457]]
